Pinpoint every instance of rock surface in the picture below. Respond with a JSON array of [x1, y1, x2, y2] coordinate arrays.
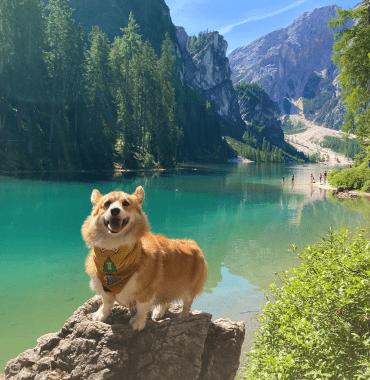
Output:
[[235, 83, 286, 149], [332, 187, 360, 198], [5, 296, 245, 380], [177, 27, 246, 138], [228, 5, 351, 129]]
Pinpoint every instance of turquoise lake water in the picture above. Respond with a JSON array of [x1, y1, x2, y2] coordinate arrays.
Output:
[[1, 163, 369, 371]]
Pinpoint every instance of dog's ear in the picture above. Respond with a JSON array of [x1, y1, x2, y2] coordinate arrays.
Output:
[[133, 186, 145, 205], [91, 189, 102, 206]]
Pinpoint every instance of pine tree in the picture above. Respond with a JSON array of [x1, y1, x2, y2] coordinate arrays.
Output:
[[0, 0, 48, 167], [45, 0, 76, 168], [84, 26, 116, 170], [157, 33, 179, 166], [140, 40, 161, 154], [66, 23, 86, 155]]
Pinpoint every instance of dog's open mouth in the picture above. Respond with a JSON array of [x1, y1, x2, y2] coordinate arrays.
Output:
[[104, 217, 130, 233]]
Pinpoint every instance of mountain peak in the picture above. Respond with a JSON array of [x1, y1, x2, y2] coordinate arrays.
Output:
[[228, 4, 348, 129]]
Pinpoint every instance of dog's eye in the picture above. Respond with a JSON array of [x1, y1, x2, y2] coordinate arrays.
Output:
[[104, 201, 111, 208], [122, 200, 129, 207]]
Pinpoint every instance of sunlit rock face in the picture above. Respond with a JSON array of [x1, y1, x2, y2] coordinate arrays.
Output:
[[176, 27, 246, 138], [228, 5, 350, 129]]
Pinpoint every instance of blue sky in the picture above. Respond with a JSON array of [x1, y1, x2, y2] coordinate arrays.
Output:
[[165, 0, 359, 55]]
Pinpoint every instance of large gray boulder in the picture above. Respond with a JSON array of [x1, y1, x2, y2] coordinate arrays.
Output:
[[5, 296, 245, 380]]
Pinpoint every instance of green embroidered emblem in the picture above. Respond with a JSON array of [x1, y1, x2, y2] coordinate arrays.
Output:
[[103, 258, 117, 275]]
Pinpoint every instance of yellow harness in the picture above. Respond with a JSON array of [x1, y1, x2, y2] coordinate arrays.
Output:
[[93, 243, 142, 300]]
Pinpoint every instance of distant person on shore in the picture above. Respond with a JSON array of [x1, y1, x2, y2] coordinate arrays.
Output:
[[324, 171, 327, 184], [282, 177, 285, 184], [319, 173, 322, 183], [310, 174, 315, 183], [291, 174, 294, 182]]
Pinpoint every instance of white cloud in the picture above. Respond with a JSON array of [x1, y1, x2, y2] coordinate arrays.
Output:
[[219, 0, 309, 34]]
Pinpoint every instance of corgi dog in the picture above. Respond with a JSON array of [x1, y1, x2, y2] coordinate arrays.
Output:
[[82, 187, 207, 331]]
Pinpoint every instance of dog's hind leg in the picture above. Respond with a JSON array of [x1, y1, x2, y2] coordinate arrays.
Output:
[[181, 292, 193, 317]]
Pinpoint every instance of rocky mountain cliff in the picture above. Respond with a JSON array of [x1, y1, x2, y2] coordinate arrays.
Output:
[[234, 83, 286, 149], [49, 0, 251, 142], [176, 27, 246, 138], [228, 5, 349, 130]]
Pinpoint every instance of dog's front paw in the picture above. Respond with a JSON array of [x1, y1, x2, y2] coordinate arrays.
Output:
[[90, 306, 109, 322], [152, 306, 166, 320], [130, 314, 146, 331]]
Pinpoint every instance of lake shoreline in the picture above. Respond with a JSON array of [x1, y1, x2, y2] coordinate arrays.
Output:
[[314, 181, 370, 199]]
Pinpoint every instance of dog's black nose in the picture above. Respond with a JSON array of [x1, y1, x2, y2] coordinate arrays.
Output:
[[111, 208, 120, 216]]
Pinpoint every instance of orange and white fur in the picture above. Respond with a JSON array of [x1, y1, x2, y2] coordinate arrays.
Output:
[[82, 187, 207, 331]]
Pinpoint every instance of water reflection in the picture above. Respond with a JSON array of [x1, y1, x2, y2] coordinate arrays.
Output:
[[0, 163, 369, 368]]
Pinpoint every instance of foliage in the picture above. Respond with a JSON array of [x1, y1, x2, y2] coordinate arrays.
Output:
[[226, 136, 284, 162], [302, 91, 333, 118], [361, 180, 370, 193], [320, 136, 363, 159], [240, 228, 370, 380], [329, 2, 370, 151], [328, 158, 370, 190], [233, 82, 299, 154], [354, 152, 368, 167], [234, 82, 265, 101], [67, 0, 180, 60], [0, 4, 182, 171], [308, 152, 326, 163], [225, 136, 306, 163], [175, 80, 231, 163], [281, 116, 307, 135], [186, 30, 217, 56], [283, 142, 308, 163]]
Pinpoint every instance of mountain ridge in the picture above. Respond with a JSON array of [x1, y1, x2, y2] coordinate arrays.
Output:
[[228, 4, 349, 130]]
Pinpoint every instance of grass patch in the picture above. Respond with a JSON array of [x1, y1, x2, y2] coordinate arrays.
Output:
[[239, 228, 370, 380]]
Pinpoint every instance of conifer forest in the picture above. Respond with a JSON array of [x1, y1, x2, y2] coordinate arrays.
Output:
[[0, 0, 230, 171]]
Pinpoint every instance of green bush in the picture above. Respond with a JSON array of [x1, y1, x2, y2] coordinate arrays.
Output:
[[328, 158, 370, 190], [361, 180, 370, 193], [240, 228, 370, 380]]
